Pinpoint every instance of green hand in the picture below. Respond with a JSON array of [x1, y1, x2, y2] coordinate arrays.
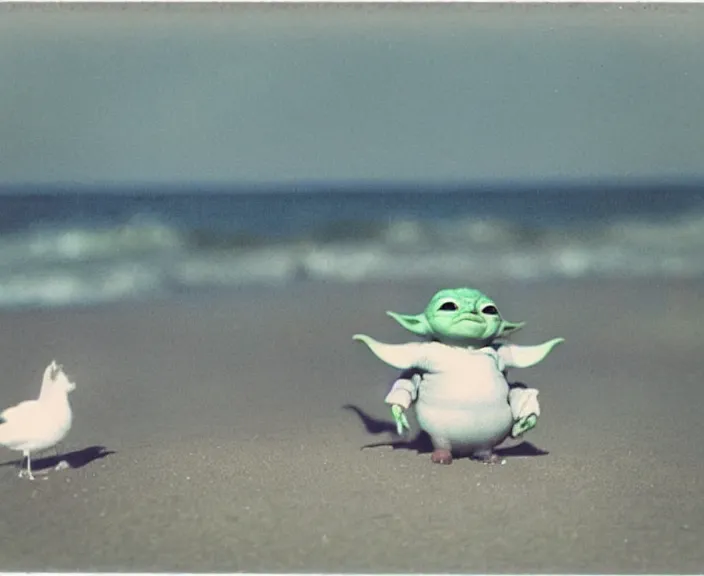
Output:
[[391, 404, 410, 436]]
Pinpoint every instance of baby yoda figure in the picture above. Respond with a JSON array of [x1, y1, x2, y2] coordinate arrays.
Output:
[[353, 288, 564, 465]]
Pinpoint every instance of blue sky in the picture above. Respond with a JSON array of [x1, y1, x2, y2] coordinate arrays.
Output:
[[1, 4, 703, 186]]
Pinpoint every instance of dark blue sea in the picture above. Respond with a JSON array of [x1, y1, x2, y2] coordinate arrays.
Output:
[[0, 180, 702, 310]]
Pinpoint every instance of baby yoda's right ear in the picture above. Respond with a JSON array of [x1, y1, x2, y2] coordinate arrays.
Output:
[[386, 311, 431, 336]]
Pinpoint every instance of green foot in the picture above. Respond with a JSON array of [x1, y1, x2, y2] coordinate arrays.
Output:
[[511, 413, 538, 439]]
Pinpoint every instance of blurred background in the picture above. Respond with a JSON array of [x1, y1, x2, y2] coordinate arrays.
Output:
[[0, 3, 702, 310]]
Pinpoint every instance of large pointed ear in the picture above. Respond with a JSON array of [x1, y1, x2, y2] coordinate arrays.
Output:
[[500, 320, 526, 337], [386, 311, 431, 336]]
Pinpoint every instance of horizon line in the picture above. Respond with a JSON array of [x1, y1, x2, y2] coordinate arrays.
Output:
[[1, 174, 703, 194]]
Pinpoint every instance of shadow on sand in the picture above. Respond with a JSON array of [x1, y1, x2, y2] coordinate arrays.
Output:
[[0, 445, 116, 472], [343, 404, 549, 460]]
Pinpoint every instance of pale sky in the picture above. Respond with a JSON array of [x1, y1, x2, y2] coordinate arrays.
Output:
[[0, 4, 703, 186]]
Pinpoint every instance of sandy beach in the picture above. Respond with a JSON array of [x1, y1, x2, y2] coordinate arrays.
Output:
[[0, 278, 702, 572]]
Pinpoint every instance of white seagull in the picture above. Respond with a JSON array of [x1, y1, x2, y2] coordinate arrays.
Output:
[[0, 361, 76, 480]]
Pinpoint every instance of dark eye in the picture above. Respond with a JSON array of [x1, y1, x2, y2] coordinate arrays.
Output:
[[481, 305, 498, 315], [438, 301, 458, 311]]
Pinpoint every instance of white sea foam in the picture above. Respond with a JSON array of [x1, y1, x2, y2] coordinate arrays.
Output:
[[0, 211, 702, 310]]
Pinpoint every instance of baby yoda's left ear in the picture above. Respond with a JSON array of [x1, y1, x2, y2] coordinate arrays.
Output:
[[500, 320, 526, 336], [386, 311, 431, 336]]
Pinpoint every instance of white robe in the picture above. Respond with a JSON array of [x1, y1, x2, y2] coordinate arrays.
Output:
[[380, 342, 542, 454]]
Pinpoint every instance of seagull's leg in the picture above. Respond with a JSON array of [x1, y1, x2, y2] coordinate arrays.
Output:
[[27, 453, 34, 480], [18, 454, 26, 478]]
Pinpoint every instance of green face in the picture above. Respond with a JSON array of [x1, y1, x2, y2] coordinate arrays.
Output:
[[425, 288, 504, 341], [386, 287, 524, 345]]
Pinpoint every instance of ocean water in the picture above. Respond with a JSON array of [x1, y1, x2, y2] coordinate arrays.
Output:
[[0, 181, 702, 310]]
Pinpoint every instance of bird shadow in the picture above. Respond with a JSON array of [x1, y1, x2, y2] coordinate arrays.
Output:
[[343, 404, 549, 459], [0, 445, 116, 472]]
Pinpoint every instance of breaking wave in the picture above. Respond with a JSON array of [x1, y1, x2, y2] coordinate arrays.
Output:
[[0, 210, 702, 310]]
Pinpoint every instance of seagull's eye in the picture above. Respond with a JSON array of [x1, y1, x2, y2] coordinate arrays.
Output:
[[438, 301, 458, 312], [481, 305, 499, 315]]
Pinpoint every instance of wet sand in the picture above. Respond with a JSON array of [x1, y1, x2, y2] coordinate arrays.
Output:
[[0, 279, 702, 572]]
